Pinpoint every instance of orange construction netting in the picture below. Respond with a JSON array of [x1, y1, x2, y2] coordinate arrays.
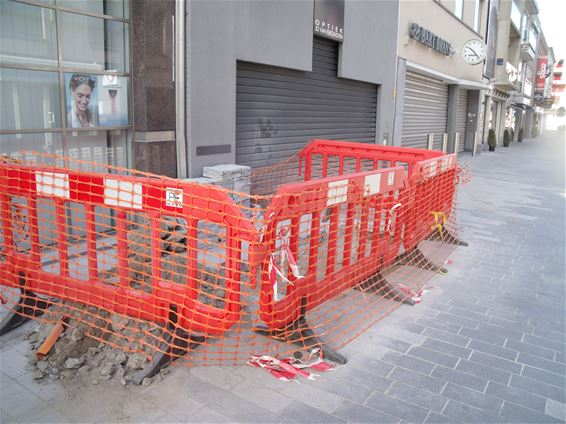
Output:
[[0, 140, 467, 382]]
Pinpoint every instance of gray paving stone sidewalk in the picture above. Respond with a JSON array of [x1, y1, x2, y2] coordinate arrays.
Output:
[[1, 130, 565, 423]]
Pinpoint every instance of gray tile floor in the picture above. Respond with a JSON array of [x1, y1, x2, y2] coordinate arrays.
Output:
[[1, 130, 565, 423]]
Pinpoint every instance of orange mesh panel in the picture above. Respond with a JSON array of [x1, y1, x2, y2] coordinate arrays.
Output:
[[0, 142, 466, 372]]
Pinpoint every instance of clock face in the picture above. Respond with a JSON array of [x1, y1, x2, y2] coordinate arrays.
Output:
[[462, 39, 487, 65]]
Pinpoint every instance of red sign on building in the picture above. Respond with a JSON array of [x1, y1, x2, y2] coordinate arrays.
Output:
[[536, 57, 548, 91]]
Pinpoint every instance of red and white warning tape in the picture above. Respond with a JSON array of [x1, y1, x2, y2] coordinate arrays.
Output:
[[270, 227, 304, 301], [247, 349, 335, 381]]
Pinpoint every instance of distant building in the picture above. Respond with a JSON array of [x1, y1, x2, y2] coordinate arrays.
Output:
[[551, 59, 565, 112]]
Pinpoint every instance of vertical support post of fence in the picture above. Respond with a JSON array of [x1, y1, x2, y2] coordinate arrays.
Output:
[[442, 133, 448, 153], [427, 134, 434, 150], [86, 204, 98, 281], [453, 133, 460, 154], [55, 200, 69, 277]]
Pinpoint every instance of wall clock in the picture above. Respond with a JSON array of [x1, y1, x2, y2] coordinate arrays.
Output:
[[462, 39, 487, 65]]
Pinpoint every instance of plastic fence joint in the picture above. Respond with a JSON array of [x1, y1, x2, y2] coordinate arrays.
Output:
[[254, 297, 347, 365]]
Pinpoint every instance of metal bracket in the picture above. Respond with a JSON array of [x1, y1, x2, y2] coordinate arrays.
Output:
[[355, 272, 416, 306], [395, 248, 449, 273], [132, 306, 205, 385], [428, 230, 469, 246], [0, 274, 50, 336]]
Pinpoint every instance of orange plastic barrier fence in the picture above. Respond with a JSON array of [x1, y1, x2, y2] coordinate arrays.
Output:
[[0, 140, 466, 382]]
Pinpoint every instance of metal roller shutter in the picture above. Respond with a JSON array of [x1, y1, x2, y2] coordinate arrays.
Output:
[[456, 89, 468, 153], [401, 72, 448, 149], [236, 37, 377, 168]]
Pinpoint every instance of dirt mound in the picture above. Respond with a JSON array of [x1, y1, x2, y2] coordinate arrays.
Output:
[[24, 304, 172, 387]]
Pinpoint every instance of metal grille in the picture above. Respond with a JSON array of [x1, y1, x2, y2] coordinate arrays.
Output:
[[235, 37, 377, 168], [401, 72, 448, 150], [456, 89, 468, 153]]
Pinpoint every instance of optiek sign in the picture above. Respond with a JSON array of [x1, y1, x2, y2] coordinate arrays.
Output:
[[409, 23, 455, 56], [313, 0, 344, 42]]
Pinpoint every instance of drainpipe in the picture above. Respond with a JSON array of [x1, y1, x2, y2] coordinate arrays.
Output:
[[175, 0, 188, 178]]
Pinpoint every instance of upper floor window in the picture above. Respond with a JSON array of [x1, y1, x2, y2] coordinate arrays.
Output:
[[510, 1, 521, 32], [528, 26, 538, 50], [455, 0, 464, 19], [473, 0, 482, 33], [521, 15, 528, 41]]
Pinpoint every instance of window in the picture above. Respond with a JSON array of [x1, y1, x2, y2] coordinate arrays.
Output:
[[455, 0, 464, 19], [473, 0, 482, 32], [0, 68, 61, 130], [528, 25, 538, 50], [0, 1, 58, 68], [510, 1, 521, 32], [521, 15, 528, 41], [0, 0, 131, 169]]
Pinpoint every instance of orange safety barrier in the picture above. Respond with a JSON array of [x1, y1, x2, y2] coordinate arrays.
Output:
[[0, 140, 466, 383], [0, 165, 256, 335]]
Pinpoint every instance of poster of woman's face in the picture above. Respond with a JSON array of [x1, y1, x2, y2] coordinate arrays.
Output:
[[65, 73, 99, 128], [65, 73, 128, 128]]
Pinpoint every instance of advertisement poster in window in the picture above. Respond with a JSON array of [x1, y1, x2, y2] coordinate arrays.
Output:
[[65, 73, 99, 128], [65, 73, 128, 128], [98, 74, 128, 126]]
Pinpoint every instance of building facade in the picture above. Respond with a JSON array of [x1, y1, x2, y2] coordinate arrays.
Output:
[[0, 0, 132, 168], [395, 0, 490, 154], [0, 0, 557, 177]]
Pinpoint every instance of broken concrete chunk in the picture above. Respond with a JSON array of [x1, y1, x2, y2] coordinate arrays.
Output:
[[64, 356, 85, 369]]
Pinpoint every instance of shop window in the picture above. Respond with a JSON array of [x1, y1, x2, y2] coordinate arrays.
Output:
[[0, 133, 63, 163], [57, 0, 130, 19], [0, 68, 61, 130], [0, 0, 132, 168], [0, 1, 58, 68], [61, 12, 130, 73], [65, 130, 128, 169]]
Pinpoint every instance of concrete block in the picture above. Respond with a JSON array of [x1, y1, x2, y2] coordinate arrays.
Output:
[[203, 164, 251, 180], [181, 176, 220, 185]]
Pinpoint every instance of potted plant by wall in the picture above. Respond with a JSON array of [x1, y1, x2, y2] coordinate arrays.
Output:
[[518, 128, 524, 142], [488, 129, 497, 151], [503, 129, 510, 147]]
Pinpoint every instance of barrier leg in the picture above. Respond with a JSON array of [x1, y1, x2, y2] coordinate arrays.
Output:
[[355, 272, 416, 306], [133, 306, 205, 385], [427, 230, 468, 246], [254, 297, 347, 365], [0, 275, 50, 336], [396, 248, 448, 274]]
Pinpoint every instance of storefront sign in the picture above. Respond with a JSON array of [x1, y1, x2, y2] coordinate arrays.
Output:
[[313, 0, 344, 42], [536, 57, 548, 91], [408, 23, 454, 56]]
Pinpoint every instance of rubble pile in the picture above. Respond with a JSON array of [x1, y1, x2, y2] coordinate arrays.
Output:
[[24, 303, 174, 386], [24, 216, 226, 387]]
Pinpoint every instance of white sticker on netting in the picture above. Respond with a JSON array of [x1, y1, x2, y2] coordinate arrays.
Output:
[[387, 171, 395, 186], [427, 162, 437, 178], [441, 157, 449, 172], [364, 173, 381, 197], [104, 178, 143, 209], [165, 187, 184, 208], [326, 179, 349, 206], [35, 172, 70, 199]]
